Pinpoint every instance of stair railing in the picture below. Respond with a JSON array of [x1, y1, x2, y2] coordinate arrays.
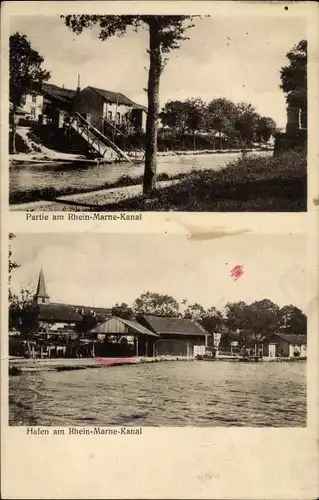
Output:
[[99, 115, 145, 160], [69, 112, 131, 162]]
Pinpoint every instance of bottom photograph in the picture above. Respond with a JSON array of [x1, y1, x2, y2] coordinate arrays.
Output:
[[8, 231, 307, 427]]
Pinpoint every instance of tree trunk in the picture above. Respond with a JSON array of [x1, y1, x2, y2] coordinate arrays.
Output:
[[143, 19, 161, 196], [11, 106, 17, 154]]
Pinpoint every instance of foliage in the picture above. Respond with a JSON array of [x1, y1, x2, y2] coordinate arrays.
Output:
[[224, 301, 248, 332], [160, 98, 206, 133], [62, 15, 195, 195], [206, 97, 240, 136], [255, 117, 277, 142], [243, 299, 280, 339], [111, 302, 134, 319], [234, 102, 259, 145], [9, 32, 51, 107], [9, 233, 20, 291], [133, 291, 180, 317], [183, 303, 222, 332], [160, 97, 276, 146], [278, 305, 307, 335], [280, 40, 307, 110], [183, 302, 206, 321], [9, 288, 38, 337], [9, 32, 50, 154]]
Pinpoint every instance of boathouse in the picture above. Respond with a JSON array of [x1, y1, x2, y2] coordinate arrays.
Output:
[[137, 316, 210, 357], [89, 316, 159, 357], [263, 333, 307, 358]]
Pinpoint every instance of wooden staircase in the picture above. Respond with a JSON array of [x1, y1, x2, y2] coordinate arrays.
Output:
[[69, 113, 131, 162], [99, 116, 145, 160]]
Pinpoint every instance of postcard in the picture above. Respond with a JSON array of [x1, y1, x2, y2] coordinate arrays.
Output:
[[1, 1, 318, 499]]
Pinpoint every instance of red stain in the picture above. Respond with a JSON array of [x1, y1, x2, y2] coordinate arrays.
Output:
[[230, 265, 244, 281]]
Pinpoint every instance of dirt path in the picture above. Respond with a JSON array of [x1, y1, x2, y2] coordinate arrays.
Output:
[[10, 179, 180, 211]]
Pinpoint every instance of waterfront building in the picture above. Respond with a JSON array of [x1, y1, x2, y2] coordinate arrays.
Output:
[[138, 315, 210, 357], [90, 316, 159, 357], [263, 333, 307, 358]]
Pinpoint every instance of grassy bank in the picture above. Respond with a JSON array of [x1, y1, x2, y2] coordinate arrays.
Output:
[[102, 150, 307, 212]]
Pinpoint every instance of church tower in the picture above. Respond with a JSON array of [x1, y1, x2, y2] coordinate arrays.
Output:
[[34, 268, 50, 305]]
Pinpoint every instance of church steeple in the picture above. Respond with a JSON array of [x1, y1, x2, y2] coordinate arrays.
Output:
[[34, 268, 50, 305]]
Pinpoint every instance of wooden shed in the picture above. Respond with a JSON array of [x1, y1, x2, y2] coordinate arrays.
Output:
[[90, 316, 159, 357]]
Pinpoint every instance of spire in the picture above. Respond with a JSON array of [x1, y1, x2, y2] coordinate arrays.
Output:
[[34, 268, 50, 305]]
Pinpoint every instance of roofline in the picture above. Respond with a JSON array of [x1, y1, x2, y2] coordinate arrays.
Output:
[[90, 316, 159, 337]]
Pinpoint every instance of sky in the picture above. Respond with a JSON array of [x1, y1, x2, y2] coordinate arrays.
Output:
[[10, 232, 307, 312], [9, 14, 306, 128]]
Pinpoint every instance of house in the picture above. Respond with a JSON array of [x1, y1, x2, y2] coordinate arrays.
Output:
[[137, 315, 210, 357], [90, 316, 159, 357], [72, 86, 147, 133], [20, 93, 44, 121], [263, 333, 307, 358], [41, 83, 77, 127]]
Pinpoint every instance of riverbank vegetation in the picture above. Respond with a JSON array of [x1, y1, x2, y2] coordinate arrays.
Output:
[[9, 171, 176, 205], [101, 149, 307, 212]]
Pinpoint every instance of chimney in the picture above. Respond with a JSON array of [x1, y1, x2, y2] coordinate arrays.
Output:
[[76, 74, 81, 94]]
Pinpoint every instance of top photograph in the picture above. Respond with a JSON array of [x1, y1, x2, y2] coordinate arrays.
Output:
[[9, 12, 307, 212]]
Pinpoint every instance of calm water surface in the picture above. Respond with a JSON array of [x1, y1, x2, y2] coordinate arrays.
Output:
[[9, 361, 306, 427], [10, 153, 269, 194]]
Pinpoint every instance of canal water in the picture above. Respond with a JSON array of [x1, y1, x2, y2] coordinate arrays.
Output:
[[9, 360, 306, 427], [10, 152, 269, 195]]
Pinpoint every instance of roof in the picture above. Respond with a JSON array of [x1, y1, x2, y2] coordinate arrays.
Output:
[[90, 86, 136, 106], [37, 303, 83, 323], [117, 317, 159, 337], [72, 305, 112, 318], [91, 316, 159, 337], [132, 103, 148, 112], [35, 268, 49, 299], [42, 83, 76, 104], [141, 316, 208, 337], [269, 333, 307, 345]]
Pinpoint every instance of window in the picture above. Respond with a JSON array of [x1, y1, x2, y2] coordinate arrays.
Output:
[[108, 111, 112, 121], [116, 112, 121, 124], [30, 108, 36, 119], [32, 95, 37, 103]]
